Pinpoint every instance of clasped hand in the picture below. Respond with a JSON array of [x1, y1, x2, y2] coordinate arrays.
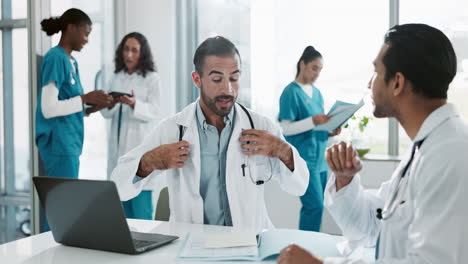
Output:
[[325, 141, 362, 190]]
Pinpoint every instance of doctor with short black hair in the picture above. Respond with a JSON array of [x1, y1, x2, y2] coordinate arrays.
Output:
[[278, 23, 468, 264]]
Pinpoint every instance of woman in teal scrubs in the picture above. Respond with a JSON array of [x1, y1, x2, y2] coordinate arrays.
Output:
[[36, 8, 113, 181], [278, 46, 340, 231]]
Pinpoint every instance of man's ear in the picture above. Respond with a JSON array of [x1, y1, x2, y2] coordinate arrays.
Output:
[[392, 72, 406, 97], [192, 71, 202, 89]]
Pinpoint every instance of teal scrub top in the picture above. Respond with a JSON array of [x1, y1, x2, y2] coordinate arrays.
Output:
[[36, 46, 84, 156], [279, 82, 329, 173]]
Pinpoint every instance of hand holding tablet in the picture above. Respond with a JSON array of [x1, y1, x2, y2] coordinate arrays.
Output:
[[109, 91, 133, 98]]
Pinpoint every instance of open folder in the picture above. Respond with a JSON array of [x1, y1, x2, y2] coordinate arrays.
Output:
[[177, 229, 342, 261], [314, 98, 365, 133]]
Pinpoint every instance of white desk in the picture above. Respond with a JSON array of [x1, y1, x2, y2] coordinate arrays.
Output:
[[0, 219, 374, 264], [1, 219, 273, 264]]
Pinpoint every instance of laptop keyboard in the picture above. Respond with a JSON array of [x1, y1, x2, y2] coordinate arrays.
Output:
[[133, 239, 158, 249]]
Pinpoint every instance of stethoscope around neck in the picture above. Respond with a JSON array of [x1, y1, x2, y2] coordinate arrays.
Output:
[[236, 103, 273, 185], [376, 139, 425, 221], [178, 103, 273, 186]]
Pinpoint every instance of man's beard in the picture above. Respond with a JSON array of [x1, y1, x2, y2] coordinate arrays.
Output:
[[200, 88, 236, 117], [373, 105, 387, 118], [373, 101, 394, 118]]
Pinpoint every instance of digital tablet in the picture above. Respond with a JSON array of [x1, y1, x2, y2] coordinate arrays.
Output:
[[109, 91, 132, 97]]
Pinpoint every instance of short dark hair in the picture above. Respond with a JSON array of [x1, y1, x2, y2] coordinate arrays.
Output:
[[193, 36, 241, 76], [41, 8, 92, 36], [296, 46, 322, 78], [383, 23, 457, 99], [114, 32, 156, 77]]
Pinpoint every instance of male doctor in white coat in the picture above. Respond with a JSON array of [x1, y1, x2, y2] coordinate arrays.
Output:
[[111, 36, 309, 232], [278, 24, 468, 263]]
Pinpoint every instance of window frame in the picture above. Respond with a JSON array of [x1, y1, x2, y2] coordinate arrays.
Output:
[[388, 0, 400, 156], [0, 0, 33, 243]]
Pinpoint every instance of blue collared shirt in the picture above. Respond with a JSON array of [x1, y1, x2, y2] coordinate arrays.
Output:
[[196, 102, 235, 226]]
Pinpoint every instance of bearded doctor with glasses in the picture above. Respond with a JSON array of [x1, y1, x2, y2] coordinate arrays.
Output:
[[111, 36, 309, 232]]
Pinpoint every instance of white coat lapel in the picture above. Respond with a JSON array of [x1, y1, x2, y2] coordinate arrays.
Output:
[[226, 104, 252, 179], [226, 103, 258, 227], [175, 102, 201, 194], [181, 119, 201, 194], [227, 103, 252, 161], [174, 102, 203, 223]]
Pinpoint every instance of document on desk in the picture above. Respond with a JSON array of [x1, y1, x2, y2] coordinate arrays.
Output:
[[177, 229, 342, 261], [205, 231, 258, 248], [314, 98, 365, 133], [178, 232, 259, 261]]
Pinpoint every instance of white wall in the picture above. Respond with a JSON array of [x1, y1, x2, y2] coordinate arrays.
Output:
[[119, 0, 177, 117]]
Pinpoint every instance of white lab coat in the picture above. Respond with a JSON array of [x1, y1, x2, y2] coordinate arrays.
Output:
[[111, 101, 309, 232], [323, 103, 468, 264], [101, 71, 162, 191]]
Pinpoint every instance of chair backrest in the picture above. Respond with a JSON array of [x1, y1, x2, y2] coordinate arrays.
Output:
[[155, 187, 170, 221]]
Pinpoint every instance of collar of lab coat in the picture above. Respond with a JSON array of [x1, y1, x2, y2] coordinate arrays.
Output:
[[175, 99, 199, 128], [413, 103, 460, 143]]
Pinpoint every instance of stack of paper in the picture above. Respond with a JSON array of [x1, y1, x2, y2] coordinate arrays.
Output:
[[177, 229, 342, 261], [178, 232, 259, 261], [204, 231, 258, 248]]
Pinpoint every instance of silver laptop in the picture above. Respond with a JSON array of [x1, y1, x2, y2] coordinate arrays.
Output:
[[33, 176, 178, 254]]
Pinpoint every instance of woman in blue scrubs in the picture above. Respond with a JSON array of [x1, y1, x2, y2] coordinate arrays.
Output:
[[278, 46, 340, 231], [36, 8, 113, 181]]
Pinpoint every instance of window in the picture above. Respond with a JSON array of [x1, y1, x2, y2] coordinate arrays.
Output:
[[197, 1, 391, 155], [0, 0, 32, 244], [12, 28, 30, 193], [197, 0, 251, 106], [11, 0, 26, 19], [196, 0, 468, 157], [250, 0, 389, 154]]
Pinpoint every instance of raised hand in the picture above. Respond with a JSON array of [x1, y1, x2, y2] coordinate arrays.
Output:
[[137, 140, 190, 177], [326, 141, 362, 190], [239, 129, 294, 170]]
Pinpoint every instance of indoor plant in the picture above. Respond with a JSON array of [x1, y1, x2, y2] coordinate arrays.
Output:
[[343, 115, 372, 157]]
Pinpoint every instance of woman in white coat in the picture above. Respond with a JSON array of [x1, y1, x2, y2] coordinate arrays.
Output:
[[101, 32, 161, 220]]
